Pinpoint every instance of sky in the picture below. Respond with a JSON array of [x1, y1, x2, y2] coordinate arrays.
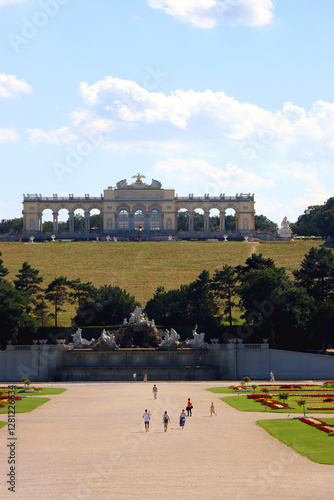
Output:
[[1, 0, 334, 224]]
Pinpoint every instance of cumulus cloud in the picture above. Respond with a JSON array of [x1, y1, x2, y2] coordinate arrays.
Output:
[[26, 76, 334, 179], [154, 158, 273, 194], [0, 73, 32, 98], [25, 127, 76, 145], [0, 127, 20, 142], [147, 0, 274, 28]]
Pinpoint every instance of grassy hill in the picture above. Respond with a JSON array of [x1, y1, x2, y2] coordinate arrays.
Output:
[[0, 239, 322, 326]]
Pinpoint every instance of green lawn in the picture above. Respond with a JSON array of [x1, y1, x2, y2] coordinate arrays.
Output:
[[16, 388, 66, 396], [0, 239, 322, 325], [0, 398, 50, 414], [208, 387, 252, 394], [0, 422, 7, 430], [221, 394, 334, 414], [258, 418, 334, 464]]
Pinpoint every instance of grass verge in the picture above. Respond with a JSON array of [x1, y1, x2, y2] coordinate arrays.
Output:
[[17, 388, 66, 396], [0, 398, 50, 414], [0, 422, 7, 429], [258, 418, 334, 465], [221, 395, 334, 414]]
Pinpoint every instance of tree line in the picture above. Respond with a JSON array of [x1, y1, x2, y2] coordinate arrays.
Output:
[[1, 246, 334, 351]]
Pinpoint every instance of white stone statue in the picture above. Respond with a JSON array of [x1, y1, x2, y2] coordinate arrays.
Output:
[[97, 330, 119, 348], [159, 328, 180, 348], [278, 216, 292, 238], [70, 328, 92, 347], [186, 325, 207, 349]]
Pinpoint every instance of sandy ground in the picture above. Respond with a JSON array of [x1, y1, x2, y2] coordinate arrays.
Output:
[[0, 380, 333, 500]]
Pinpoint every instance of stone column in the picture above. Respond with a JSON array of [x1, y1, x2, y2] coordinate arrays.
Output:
[[144, 212, 150, 231], [38, 214, 42, 232], [85, 212, 90, 232], [204, 212, 210, 231], [189, 212, 194, 231], [68, 212, 74, 232], [220, 213, 225, 231], [129, 213, 135, 231], [52, 212, 58, 233]]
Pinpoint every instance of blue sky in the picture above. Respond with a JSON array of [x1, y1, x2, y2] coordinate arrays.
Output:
[[1, 0, 334, 224]]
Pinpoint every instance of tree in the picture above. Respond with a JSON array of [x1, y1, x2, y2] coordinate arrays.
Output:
[[210, 265, 238, 326], [0, 281, 35, 345], [177, 212, 189, 231], [225, 215, 235, 230], [33, 294, 51, 327], [45, 277, 70, 327], [186, 270, 219, 327], [68, 278, 97, 311], [291, 197, 334, 237], [209, 215, 220, 231], [0, 252, 9, 281], [74, 285, 139, 326], [14, 261, 44, 317], [293, 246, 334, 302], [74, 214, 85, 232], [255, 215, 278, 233], [0, 217, 23, 234], [14, 262, 43, 296], [236, 252, 275, 278]]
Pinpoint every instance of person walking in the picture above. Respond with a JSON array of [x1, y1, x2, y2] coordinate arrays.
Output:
[[179, 409, 186, 429], [186, 398, 193, 417], [152, 384, 158, 399], [210, 402, 217, 416], [162, 411, 171, 432], [143, 409, 151, 432], [270, 370, 275, 382]]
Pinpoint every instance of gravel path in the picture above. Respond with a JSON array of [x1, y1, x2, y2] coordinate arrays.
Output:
[[0, 381, 333, 499]]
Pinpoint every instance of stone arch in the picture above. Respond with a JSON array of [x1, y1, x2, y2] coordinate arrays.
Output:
[[40, 207, 53, 233], [88, 206, 102, 233], [193, 207, 205, 231], [224, 205, 238, 231], [131, 203, 147, 214], [57, 207, 70, 233], [208, 207, 221, 232], [134, 208, 145, 231], [177, 207, 190, 231], [72, 207, 86, 233], [117, 208, 130, 231]]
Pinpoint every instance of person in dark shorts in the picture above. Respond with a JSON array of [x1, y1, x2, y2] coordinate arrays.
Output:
[[162, 411, 171, 432], [186, 398, 193, 417]]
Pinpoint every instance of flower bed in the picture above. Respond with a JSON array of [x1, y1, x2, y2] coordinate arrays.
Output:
[[299, 417, 334, 435]]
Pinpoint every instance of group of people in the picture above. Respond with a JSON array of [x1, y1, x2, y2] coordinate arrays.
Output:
[[142, 385, 217, 432]]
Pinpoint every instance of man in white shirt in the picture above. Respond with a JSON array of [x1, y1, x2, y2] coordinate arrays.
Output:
[[143, 409, 151, 432]]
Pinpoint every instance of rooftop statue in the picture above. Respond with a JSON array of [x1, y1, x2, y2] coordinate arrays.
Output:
[[116, 174, 162, 190]]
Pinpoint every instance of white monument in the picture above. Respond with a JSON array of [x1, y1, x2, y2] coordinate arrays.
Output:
[[278, 216, 292, 239]]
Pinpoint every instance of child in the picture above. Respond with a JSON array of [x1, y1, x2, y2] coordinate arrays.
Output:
[[210, 402, 217, 416]]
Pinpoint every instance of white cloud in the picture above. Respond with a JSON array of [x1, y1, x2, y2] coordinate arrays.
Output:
[[25, 127, 76, 145], [155, 158, 273, 195], [0, 127, 20, 143], [0, 73, 32, 98], [27, 76, 334, 183], [147, 0, 274, 28]]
